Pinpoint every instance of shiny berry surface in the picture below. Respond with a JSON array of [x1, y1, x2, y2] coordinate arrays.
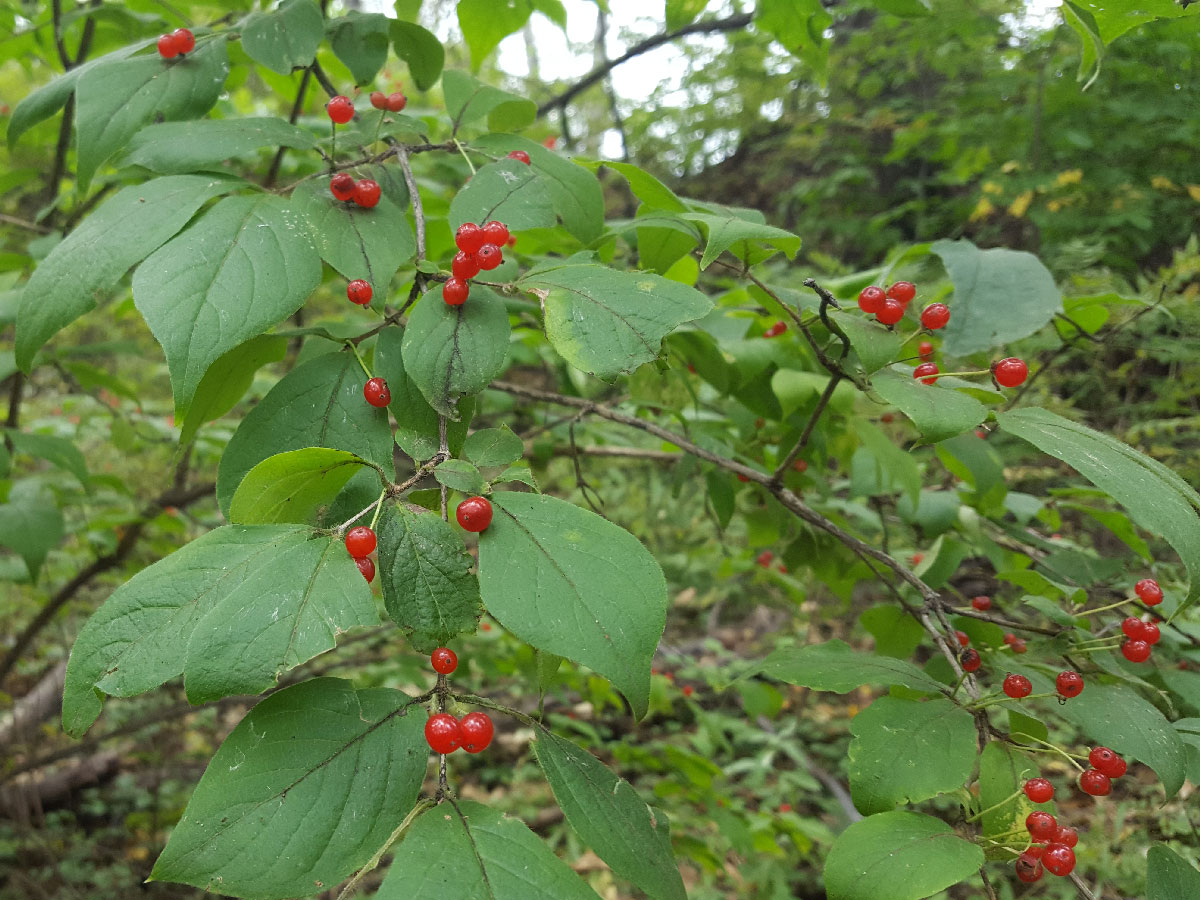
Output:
[[960, 648, 982, 672], [1121, 639, 1152, 662], [1121, 616, 1146, 639], [1011, 638, 1028, 653], [330, 173, 356, 202], [455, 223, 486, 254], [363, 376, 391, 407], [876, 296, 905, 325], [431, 647, 458, 675], [326, 95, 355, 124], [369, 91, 388, 110], [507, 149, 531, 165], [992, 356, 1029, 387], [344, 526, 377, 558], [157, 33, 181, 59], [443, 278, 470, 306], [887, 281, 917, 304], [452, 251, 481, 280], [1135, 577, 1163, 605], [971, 595, 991, 610], [456, 496, 493, 532], [1054, 825, 1079, 848], [353, 178, 381, 208], [1089, 747, 1127, 779], [1079, 768, 1112, 796], [425, 713, 462, 754], [1003, 673, 1032, 698], [386, 91, 407, 111], [1056, 670, 1084, 698], [355, 556, 375, 583], [481, 221, 510, 246], [1024, 777, 1054, 803], [955, 630, 969, 648], [459, 711, 494, 753], [1042, 843, 1076, 877], [920, 303, 950, 330], [912, 362, 939, 384], [857, 285, 886, 313], [1142, 621, 1161, 645], [173, 28, 195, 53], [475, 243, 503, 270], [917, 339, 934, 360], [347, 279, 373, 305], [1026, 811, 1057, 840]]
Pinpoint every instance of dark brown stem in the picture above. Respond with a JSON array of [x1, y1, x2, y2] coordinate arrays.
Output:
[[265, 67, 312, 188], [50, 0, 72, 69], [773, 374, 840, 481], [5, 372, 24, 429]]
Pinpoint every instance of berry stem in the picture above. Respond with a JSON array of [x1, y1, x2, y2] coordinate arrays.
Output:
[[334, 797, 437, 900], [1016, 735, 1087, 772], [451, 692, 541, 728], [972, 690, 1058, 710], [965, 788, 1024, 823], [453, 138, 476, 175], [930, 369, 991, 378], [330, 117, 337, 163], [346, 340, 373, 378], [1071, 639, 1123, 652], [1075, 598, 1135, 617], [367, 486, 388, 531], [898, 327, 923, 346]]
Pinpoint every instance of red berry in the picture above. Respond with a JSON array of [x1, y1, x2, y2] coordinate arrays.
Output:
[[1054, 825, 1079, 848], [887, 281, 917, 304], [682, 684, 694, 697], [355, 556, 375, 582], [345, 526, 377, 558], [779, 803, 792, 813], [347, 279, 373, 306], [1042, 843, 1076, 877], [1078, 769, 1111, 796], [917, 340, 934, 360], [1011, 638, 1028, 653], [455, 223, 486, 254], [451, 251, 481, 280], [353, 178, 381, 208], [330, 173, 356, 202], [911, 552, 924, 565], [756, 550, 774, 568], [1024, 777, 1054, 803], [1003, 673, 1032, 698], [475, 243, 503, 270], [857, 285, 886, 313], [1055, 670, 1084, 698], [955, 630, 969, 648], [507, 149, 532, 165], [456, 496, 493, 532], [327, 95, 355, 124], [1142, 621, 1161, 645], [1024, 844, 1046, 860], [912, 362, 939, 385], [157, 33, 180, 59], [1135, 577, 1163, 605], [369, 91, 388, 110], [363, 376, 390, 407], [431, 647, 458, 675], [425, 712, 462, 754], [992, 357, 1028, 388], [737, 473, 750, 483], [1121, 616, 1147, 640], [172, 27, 195, 54], [1025, 811, 1057, 841], [972, 595, 991, 611], [386, 91, 407, 112], [1089, 747, 1126, 778], [1121, 639, 1152, 662], [443, 278, 470, 306], [960, 648, 982, 672], [482, 221, 510, 246], [1015, 854, 1044, 883], [459, 711, 494, 753], [1003, 632, 1016, 645], [793, 459, 808, 472], [920, 303, 950, 330], [876, 296, 905, 325]]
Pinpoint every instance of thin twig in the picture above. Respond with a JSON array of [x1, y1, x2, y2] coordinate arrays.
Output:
[[265, 68, 312, 188], [395, 146, 426, 261], [773, 374, 840, 481]]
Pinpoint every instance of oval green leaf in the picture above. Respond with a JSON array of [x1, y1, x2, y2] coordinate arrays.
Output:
[[229, 448, 375, 525]]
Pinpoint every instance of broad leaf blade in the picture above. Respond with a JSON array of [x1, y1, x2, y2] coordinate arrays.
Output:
[[449, 158, 556, 232], [328, 11, 391, 84], [390, 21, 445, 91], [5, 431, 89, 486], [872, 370, 988, 444], [751, 639, 943, 694], [1147, 844, 1200, 900], [682, 210, 800, 270], [178, 335, 288, 446], [443, 70, 536, 133], [122, 117, 317, 174], [0, 480, 63, 582], [456, 0, 532, 70], [463, 426, 523, 468], [229, 448, 374, 525], [241, 0, 324, 74]]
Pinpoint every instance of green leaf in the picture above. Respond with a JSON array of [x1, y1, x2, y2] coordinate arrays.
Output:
[[74, 38, 230, 189], [931, 239, 1063, 357], [824, 812, 983, 900], [996, 407, 1200, 615], [401, 285, 511, 417], [495, 464, 538, 490], [132, 194, 320, 415], [1054, 682, 1187, 796], [519, 262, 712, 381], [229, 449, 374, 525], [15, 175, 235, 371], [377, 800, 601, 900], [291, 166, 415, 296], [1073, 0, 1196, 44], [682, 210, 800, 270], [1061, 2, 1105, 86], [1148, 844, 1200, 900], [533, 730, 686, 900], [216, 352, 395, 516], [457, 0, 532, 69], [434, 458, 486, 494], [0, 480, 63, 581], [5, 430, 89, 486], [473, 135, 605, 243], [859, 606, 924, 659], [328, 11, 391, 84], [62, 524, 377, 735], [241, 0, 324, 74], [122, 117, 317, 174], [755, 0, 832, 86], [378, 506, 482, 649], [463, 426, 523, 468], [449, 158, 556, 232], [848, 696, 976, 814], [666, 0, 709, 30], [478, 492, 667, 719], [828, 310, 902, 375], [390, 21, 445, 91], [977, 742, 1033, 853], [588, 160, 687, 213], [872, 370, 988, 444], [151, 678, 426, 900], [751, 639, 943, 694], [865, 0, 932, 16], [443, 70, 537, 133], [856, 422, 921, 506], [178, 335, 288, 446], [374, 325, 472, 461]]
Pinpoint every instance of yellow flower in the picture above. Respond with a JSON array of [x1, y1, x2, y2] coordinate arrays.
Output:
[[1008, 190, 1034, 218], [970, 197, 995, 221], [1151, 176, 1179, 191], [982, 181, 1003, 196], [1187, 184, 1200, 203], [1055, 169, 1083, 187]]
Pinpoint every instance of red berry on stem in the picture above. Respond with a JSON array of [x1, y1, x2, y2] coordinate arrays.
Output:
[[1024, 777, 1054, 803], [1055, 670, 1084, 698], [425, 713, 462, 754], [157, 33, 181, 59], [456, 496, 493, 533], [1015, 854, 1044, 883], [363, 376, 390, 407], [347, 279, 373, 306], [971, 595, 991, 610], [1024, 844, 1046, 860], [1135, 577, 1163, 605], [327, 95, 355, 124], [455, 223, 485, 254], [1042, 843, 1076, 877], [857, 285, 886, 313], [955, 630, 970, 648], [386, 92, 407, 112], [876, 296, 905, 325], [431, 647, 458, 675], [793, 459, 808, 472], [1121, 616, 1147, 640], [1089, 747, 1126, 778], [992, 357, 1028, 387], [912, 362, 939, 384], [1142, 620, 1161, 645], [917, 340, 934, 360], [887, 281, 917, 304], [1003, 632, 1016, 645], [1121, 639, 1152, 662], [1054, 825, 1079, 848], [482, 221, 510, 246], [369, 91, 388, 110], [330, 173, 356, 202], [1025, 811, 1057, 841], [1078, 769, 1111, 796], [920, 303, 950, 330], [507, 149, 531, 165], [960, 648, 982, 672], [1011, 638, 1028, 653], [452, 251, 481, 280], [756, 550, 774, 568], [475, 243, 503, 270], [355, 556, 375, 583], [443, 278, 470, 306], [173, 28, 195, 54], [460, 711, 494, 753], [345, 526, 376, 558], [1003, 673, 1032, 698], [354, 179, 381, 208]]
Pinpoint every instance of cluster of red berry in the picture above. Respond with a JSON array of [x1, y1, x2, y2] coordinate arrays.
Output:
[[343, 525, 377, 583], [155, 27, 195, 59], [328, 172, 381, 208], [445, 221, 512, 305], [1121, 578, 1164, 662], [857, 280, 918, 325], [368, 90, 407, 112], [425, 648, 495, 754], [763, 320, 788, 338]]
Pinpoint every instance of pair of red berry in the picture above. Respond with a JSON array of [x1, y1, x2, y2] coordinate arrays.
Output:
[[344, 525, 377, 582], [763, 320, 788, 338], [329, 173, 382, 208], [1078, 745, 1126, 796], [368, 90, 407, 112], [425, 648, 494, 753], [456, 496, 493, 532], [445, 221, 511, 306], [857, 281, 916, 325], [156, 27, 195, 59], [1019, 811, 1079, 880], [1002, 632, 1028, 653]]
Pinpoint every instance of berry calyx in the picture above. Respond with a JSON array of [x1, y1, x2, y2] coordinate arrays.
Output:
[[1135, 577, 1163, 605], [425, 712, 462, 754], [1015, 854, 1043, 883], [1042, 843, 1076, 877], [955, 630, 970, 648], [344, 526, 377, 558], [1003, 673, 1032, 698], [363, 376, 391, 407], [920, 303, 950, 330], [459, 711, 494, 753], [386, 91, 407, 112], [1024, 777, 1054, 803], [1121, 639, 1152, 662], [326, 95, 355, 124], [912, 362, 939, 384], [1055, 670, 1084, 698], [971, 595, 991, 610], [1089, 747, 1126, 779], [960, 648, 982, 673], [355, 556, 375, 583], [917, 339, 934, 360], [173, 28, 196, 54], [507, 149, 532, 165], [456, 496, 493, 533], [431, 647, 458, 675], [1142, 620, 1161, 645], [452, 251, 481, 280], [1121, 616, 1147, 640], [1025, 810, 1057, 841], [443, 278, 470, 306], [157, 33, 181, 59], [369, 91, 388, 110], [887, 281, 917, 304], [353, 179, 381, 208], [1078, 768, 1111, 796], [475, 243, 503, 270], [347, 279, 373, 306], [992, 357, 1029, 388], [481, 221, 510, 246], [455, 223, 486, 254], [876, 296, 905, 325], [857, 285, 886, 313], [1054, 825, 1079, 848], [330, 173, 356, 202]]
